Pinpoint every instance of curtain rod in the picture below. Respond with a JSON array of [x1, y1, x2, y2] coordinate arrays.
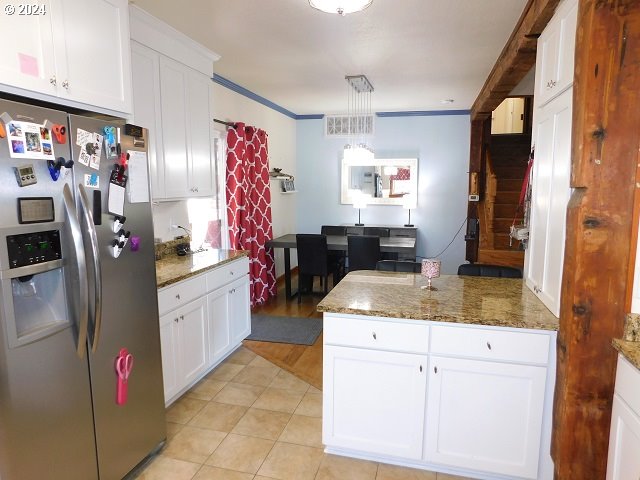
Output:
[[213, 118, 237, 128]]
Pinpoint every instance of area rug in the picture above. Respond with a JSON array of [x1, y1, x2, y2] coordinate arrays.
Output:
[[246, 314, 323, 345]]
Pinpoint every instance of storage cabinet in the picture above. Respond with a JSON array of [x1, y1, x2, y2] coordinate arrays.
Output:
[[0, 0, 132, 115], [606, 355, 640, 480], [130, 6, 219, 201], [525, 88, 572, 316], [323, 345, 427, 460]]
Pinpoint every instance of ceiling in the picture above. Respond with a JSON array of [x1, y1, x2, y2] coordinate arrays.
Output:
[[129, 0, 528, 116]]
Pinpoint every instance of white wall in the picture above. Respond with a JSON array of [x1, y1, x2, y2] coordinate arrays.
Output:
[[296, 114, 470, 274]]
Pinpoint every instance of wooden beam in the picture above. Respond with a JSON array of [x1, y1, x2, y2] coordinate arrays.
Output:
[[471, 0, 560, 120], [552, 1, 640, 478], [465, 118, 491, 262]]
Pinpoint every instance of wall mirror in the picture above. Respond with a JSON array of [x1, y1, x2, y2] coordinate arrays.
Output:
[[341, 157, 418, 206]]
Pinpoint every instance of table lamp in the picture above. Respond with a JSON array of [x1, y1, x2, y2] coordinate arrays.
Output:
[[353, 192, 368, 226], [421, 258, 441, 291], [403, 194, 416, 227]]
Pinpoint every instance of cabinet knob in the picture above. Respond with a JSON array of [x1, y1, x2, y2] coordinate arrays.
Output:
[[419, 365, 423, 372], [195, 187, 199, 193], [176, 293, 181, 299], [487, 342, 492, 350], [372, 332, 377, 340], [174, 318, 179, 323], [62, 80, 69, 89], [179, 315, 184, 320], [49, 75, 57, 86], [434, 366, 438, 374]]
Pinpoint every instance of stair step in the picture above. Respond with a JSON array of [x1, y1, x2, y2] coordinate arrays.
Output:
[[494, 233, 522, 250], [477, 248, 525, 269], [495, 191, 521, 204], [497, 178, 524, 191], [494, 203, 519, 218], [493, 217, 523, 232], [492, 166, 527, 179]]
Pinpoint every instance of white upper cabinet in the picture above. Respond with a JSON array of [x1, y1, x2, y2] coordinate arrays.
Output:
[[129, 6, 220, 201], [535, 0, 578, 108], [0, 0, 132, 115]]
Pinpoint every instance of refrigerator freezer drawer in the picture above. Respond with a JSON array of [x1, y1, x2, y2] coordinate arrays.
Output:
[[157, 274, 207, 315]]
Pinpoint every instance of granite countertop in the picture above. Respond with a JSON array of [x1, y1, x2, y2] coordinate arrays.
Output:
[[155, 249, 248, 289], [317, 271, 559, 331], [612, 313, 640, 369]]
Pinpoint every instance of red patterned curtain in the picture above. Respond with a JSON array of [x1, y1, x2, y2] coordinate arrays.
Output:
[[226, 123, 276, 307]]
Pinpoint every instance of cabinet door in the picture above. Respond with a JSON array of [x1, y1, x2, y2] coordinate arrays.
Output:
[[0, 0, 57, 96], [177, 296, 208, 386], [54, 0, 132, 113], [187, 70, 215, 197], [206, 287, 231, 366], [229, 276, 251, 346], [607, 394, 640, 480], [159, 311, 180, 403], [159, 56, 191, 199], [425, 356, 547, 479], [526, 89, 572, 316], [131, 42, 164, 199], [323, 345, 427, 460]]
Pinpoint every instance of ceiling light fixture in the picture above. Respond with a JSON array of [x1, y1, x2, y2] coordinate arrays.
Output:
[[344, 74, 374, 162], [309, 0, 372, 16]]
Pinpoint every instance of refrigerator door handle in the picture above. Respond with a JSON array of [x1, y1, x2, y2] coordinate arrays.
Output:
[[62, 184, 89, 359], [78, 184, 103, 354]]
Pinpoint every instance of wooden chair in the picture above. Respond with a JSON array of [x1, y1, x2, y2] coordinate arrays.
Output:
[[347, 235, 381, 271], [296, 234, 342, 303]]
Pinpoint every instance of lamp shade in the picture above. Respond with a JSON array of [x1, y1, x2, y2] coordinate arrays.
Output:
[[403, 194, 417, 210], [309, 0, 372, 15]]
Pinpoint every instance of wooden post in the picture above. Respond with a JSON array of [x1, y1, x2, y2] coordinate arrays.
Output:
[[552, 1, 640, 478], [466, 117, 491, 262]]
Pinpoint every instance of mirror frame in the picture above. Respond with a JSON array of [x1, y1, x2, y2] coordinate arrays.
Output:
[[341, 157, 418, 206]]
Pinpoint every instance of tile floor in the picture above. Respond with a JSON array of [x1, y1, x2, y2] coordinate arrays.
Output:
[[134, 346, 474, 480]]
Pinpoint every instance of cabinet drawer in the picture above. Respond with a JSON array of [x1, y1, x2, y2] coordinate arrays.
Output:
[[324, 315, 429, 354], [389, 228, 416, 238], [157, 275, 206, 315], [206, 257, 249, 292], [430, 325, 551, 364], [615, 355, 640, 417]]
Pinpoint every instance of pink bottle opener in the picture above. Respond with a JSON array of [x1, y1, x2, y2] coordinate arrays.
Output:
[[115, 348, 133, 406]]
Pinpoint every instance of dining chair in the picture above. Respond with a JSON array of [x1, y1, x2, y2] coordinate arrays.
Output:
[[321, 225, 347, 236], [346, 226, 364, 236], [376, 259, 421, 273], [347, 235, 381, 272], [296, 234, 342, 303], [457, 263, 522, 278]]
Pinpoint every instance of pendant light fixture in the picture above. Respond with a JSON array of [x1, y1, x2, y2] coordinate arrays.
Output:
[[309, 0, 373, 16], [343, 74, 374, 163]]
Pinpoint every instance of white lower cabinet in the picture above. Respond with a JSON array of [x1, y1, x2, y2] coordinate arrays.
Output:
[[229, 276, 251, 345], [323, 345, 427, 460], [424, 356, 547, 479], [322, 313, 555, 480], [606, 355, 640, 480], [159, 296, 208, 402]]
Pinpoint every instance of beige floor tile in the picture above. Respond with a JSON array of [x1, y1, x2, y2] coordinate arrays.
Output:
[[213, 382, 265, 407], [253, 387, 305, 414], [257, 442, 324, 480], [193, 465, 254, 479], [278, 415, 323, 448], [225, 347, 257, 365], [232, 408, 291, 440], [189, 402, 248, 432], [232, 365, 280, 387], [436, 474, 475, 480], [376, 463, 437, 480], [166, 421, 185, 440], [135, 456, 200, 480], [308, 385, 322, 394], [205, 433, 274, 474], [248, 355, 278, 369], [294, 392, 322, 418], [269, 369, 311, 393], [166, 397, 208, 424], [186, 379, 228, 401], [315, 454, 378, 480], [207, 363, 245, 382], [162, 425, 227, 463]]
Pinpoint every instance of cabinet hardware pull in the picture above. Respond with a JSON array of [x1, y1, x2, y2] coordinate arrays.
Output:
[[419, 365, 423, 372], [50, 76, 57, 86], [62, 80, 69, 89], [372, 332, 376, 340], [487, 342, 492, 350], [176, 294, 181, 299], [174, 318, 178, 323], [179, 315, 184, 320], [434, 366, 438, 374]]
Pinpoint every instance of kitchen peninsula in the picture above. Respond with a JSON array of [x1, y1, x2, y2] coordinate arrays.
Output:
[[317, 271, 559, 480]]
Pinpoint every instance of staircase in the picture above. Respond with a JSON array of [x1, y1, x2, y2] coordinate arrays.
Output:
[[478, 134, 531, 268]]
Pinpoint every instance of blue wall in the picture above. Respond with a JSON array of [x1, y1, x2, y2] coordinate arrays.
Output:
[[295, 114, 471, 274]]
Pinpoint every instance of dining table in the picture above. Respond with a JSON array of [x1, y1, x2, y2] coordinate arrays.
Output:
[[266, 233, 417, 298]]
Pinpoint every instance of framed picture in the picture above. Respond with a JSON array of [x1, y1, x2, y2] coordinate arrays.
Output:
[[282, 178, 295, 192]]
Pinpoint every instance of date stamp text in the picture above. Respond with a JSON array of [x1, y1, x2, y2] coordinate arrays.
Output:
[[4, 4, 47, 15]]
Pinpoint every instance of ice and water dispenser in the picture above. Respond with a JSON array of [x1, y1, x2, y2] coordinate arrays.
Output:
[[0, 228, 70, 348]]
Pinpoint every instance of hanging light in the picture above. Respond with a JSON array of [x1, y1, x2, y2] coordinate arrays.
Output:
[[309, 0, 372, 16], [344, 74, 374, 162]]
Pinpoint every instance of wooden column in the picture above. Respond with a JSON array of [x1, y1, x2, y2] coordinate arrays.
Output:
[[552, 1, 640, 478]]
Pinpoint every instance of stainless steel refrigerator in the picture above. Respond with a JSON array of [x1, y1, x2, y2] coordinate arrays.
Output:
[[0, 98, 166, 480]]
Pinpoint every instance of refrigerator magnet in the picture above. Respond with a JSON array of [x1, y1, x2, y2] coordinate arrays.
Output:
[[84, 173, 99, 188], [107, 169, 126, 216], [103, 126, 117, 159]]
